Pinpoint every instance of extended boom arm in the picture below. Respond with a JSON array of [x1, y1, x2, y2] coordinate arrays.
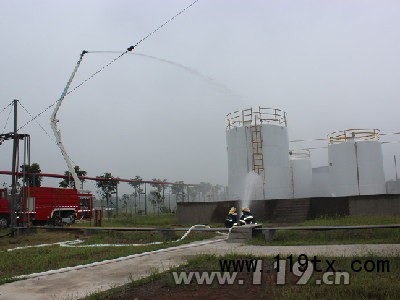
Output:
[[50, 51, 87, 189]]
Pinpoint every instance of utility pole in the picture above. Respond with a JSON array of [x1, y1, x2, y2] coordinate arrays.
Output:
[[144, 183, 147, 215], [115, 182, 118, 216], [10, 99, 18, 235], [395, 155, 398, 181]]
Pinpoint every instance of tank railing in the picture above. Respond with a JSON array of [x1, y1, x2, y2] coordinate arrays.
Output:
[[258, 107, 287, 126], [289, 149, 310, 159], [242, 108, 253, 127], [226, 107, 287, 130], [225, 111, 242, 129], [328, 129, 380, 144]]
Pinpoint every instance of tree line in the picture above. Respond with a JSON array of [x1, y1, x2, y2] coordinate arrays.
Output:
[[11, 163, 224, 214]]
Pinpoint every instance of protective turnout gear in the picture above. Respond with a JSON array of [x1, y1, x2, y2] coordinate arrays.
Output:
[[228, 207, 236, 214], [225, 207, 238, 228], [240, 207, 256, 225]]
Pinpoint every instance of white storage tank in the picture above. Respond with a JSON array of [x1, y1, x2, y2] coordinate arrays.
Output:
[[226, 107, 292, 200], [290, 150, 312, 198], [226, 125, 253, 200], [312, 166, 334, 197], [356, 141, 386, 195], [328, 129, 386, 196]]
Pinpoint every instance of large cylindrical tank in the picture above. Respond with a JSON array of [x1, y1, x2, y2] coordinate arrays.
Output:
[[328, 129, 386, 196], [226, 126, 253, 200], [290, 150, 312, 198], [312, 166, 334, 197], [356, 141, 386, 195], [226, 107, 292, 200]]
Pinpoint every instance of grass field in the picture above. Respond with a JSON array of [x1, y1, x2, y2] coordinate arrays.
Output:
[[85, 254, 400, 300], [300, 215, 400, 226], [75, 214, 180, 227], [249, 215, 400, 246], [0, 228, 217, 284]]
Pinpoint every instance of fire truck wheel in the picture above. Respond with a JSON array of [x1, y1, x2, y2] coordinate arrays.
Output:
[[67, 213, 76, 224], [0, 215, 9, 228]]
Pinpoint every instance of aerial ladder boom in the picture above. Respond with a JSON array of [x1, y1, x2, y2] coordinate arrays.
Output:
[[50, 51, 87, 189]]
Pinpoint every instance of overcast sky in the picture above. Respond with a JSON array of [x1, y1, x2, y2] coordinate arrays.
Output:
[[1, 0, 400, 194]]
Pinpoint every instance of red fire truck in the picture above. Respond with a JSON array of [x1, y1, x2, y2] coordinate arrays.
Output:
[[0, 187, 93, 227], [0, 188, 10, 228]]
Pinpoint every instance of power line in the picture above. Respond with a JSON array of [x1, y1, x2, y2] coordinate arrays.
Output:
[[1, 105, 13, 134], [18, 100, 77, 166], [0, 101, 13, 116], [129, 0, 200, 49], [17, 102, 56, 131], [66, 0, 201, 96], [18, 0, 201, 131], [84, 50, 243, 101], [18, 101, 53, 140], [290, 138, 327, 143]]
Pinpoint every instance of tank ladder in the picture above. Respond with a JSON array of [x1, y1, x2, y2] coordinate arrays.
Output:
[[250, 115, 264, 175], [242, 108, 264, 175]]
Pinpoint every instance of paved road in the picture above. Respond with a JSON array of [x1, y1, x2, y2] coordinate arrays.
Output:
[[0, 239, 398, 300]]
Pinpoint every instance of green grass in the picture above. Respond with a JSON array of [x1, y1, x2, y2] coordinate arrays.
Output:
[[0, 230, 77, 251], [0, 230, 216, 284], [78, 230, 183, 245], [83, 254, 400, 300], [250, 228, 400, 246], [75, 214, 179, 227], [270, 255, 400, 300], [75, 213, 222, 228], [84, 254, 225, 300], [0, 213, 222, 284], [301, 215, 400, 226], [249, 215, 400, 246]]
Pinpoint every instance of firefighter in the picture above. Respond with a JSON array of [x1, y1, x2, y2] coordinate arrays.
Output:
[[240, 207, 256, 225], [224, 207, 238, 228]]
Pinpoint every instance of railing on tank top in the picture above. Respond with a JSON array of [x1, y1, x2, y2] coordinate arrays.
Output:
[[225, 107, 287, 130], [327, 129, 380, 144]]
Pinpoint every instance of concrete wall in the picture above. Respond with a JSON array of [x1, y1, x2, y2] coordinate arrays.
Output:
[[177, 201, 239, 224], [349, 194, 400, 216], [177, 198, 309, 224], [308, 197, 349, 218], [177, 200, 273, 224], [177, 194, 400, 224]]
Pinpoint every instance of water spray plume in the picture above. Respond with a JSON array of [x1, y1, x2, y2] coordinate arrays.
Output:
[[242, 171, 263, 211]]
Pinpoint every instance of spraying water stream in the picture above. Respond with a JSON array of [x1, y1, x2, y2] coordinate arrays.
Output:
[[85, 50, 244, 104], [133, 52, 243, 102], [241, 171, 264, 211]]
